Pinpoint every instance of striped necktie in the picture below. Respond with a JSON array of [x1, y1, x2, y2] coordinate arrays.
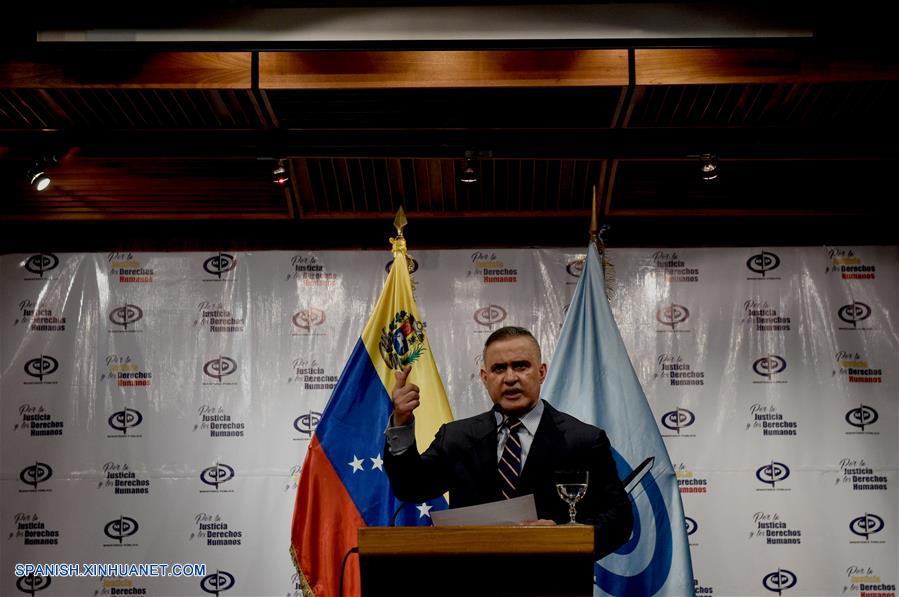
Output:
[[498, 417, 523, 499]]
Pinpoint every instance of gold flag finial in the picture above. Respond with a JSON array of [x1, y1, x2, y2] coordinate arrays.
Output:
[[393, 206, 408, 238], [589, 185, 599, 242], [390, 206, 408, 254]]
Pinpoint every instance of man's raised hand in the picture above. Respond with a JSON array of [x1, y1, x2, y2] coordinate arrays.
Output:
[[391, 364, 420, 427]]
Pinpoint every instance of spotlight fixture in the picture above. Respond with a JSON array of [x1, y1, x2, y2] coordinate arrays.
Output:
[[459, 151, 477, 184], [25, 156, 56, 192], [272, 159, 289, 186], [29, 167, 51, 192], [700, 153, 719, 181]]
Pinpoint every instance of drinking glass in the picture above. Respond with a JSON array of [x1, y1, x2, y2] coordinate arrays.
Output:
[[555, 470, 589, 525]]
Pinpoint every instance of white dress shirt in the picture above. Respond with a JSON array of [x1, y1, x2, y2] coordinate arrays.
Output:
[[386, 399, 545, 470]]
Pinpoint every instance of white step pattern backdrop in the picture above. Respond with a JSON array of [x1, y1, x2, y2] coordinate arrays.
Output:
[[1, 246, 897, 597]]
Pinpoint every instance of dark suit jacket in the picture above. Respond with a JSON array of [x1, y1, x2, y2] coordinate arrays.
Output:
[[384, 400, 633, 558]]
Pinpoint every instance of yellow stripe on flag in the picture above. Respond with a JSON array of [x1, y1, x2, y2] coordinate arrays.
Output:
[[361, 237, 453, 452]]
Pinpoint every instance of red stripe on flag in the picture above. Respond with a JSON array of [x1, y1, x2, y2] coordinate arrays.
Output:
[[291, 435, 366, 597]]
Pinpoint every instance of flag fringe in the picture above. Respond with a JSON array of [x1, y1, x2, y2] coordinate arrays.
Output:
[[289, 544, 317, 597], [595, 237, 617, 304]]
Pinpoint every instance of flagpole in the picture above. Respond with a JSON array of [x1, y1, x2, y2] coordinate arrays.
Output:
[[589, 184, 615, 301]]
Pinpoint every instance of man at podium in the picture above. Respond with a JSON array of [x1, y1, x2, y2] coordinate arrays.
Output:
[[384, 326, 633, 558]]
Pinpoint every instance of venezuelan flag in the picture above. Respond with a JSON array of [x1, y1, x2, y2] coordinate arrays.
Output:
[[290, 215, 453, 597]]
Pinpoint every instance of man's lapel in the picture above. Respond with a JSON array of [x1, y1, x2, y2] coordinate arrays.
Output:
[[519, 402, 562, 492], [470, 410, 501, 500]]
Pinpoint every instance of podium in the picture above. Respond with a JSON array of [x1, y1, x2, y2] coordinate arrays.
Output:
[[357, 525, 595, 597]]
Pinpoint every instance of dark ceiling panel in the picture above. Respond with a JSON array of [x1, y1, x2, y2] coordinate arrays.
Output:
[[0, 89, 54, 128], [607, 159, 894, 216], [296, 157, 601, 217], [265, 87, 623, 129], [0, 89, 265, 129], [627, 82, 899, 128], [1, 157, 291, 220]]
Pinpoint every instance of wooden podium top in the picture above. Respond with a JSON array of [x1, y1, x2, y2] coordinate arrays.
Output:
[[358, 525, 594, 556]]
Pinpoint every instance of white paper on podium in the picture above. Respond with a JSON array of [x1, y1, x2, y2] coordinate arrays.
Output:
[[430, 494, 538, 526]]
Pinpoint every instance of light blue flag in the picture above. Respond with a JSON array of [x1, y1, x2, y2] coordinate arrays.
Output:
[[543, 242, 695, 597]]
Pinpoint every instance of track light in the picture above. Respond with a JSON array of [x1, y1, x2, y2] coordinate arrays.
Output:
[[460, 151, 477, 184], [700, 154, 719, 181], [29, 168, 51, 192], [26, 156, 56, 192], [272, 159, 289, 186]]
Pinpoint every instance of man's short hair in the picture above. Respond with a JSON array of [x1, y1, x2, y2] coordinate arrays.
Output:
[[483, 326, 542, 361]]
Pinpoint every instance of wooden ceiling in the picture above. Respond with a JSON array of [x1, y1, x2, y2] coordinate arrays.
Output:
[[1, 44, 898, 249]]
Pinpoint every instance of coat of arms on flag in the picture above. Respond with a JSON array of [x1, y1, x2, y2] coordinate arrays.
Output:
[[379, 310, 426, 369]]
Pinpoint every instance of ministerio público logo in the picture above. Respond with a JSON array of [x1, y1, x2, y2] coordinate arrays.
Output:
[[108, 304, 144, 332], [762, 569, 797, 595], [656, 304, 690, 332], [22, 253, 59, 280], [849, 513, 885, 542], [684, 516, 698, 536], [752, 355, 787, 382], [16, 573, 51, 595], [203, 252, 236, 280], [292, 308, 326, 334], [838, 301, 872, 330], [103, 515, 139, 546], [473, 304, 507, 331], [755, 461, 790, 490], [19, 462, 52, 492], [846, 405, 879, 433], [107, 408, 143, 437], [203, 356, 238, 384], [200, 570, 235, 595], [660, 408, 696, 437], [24, 355, 58, 384], [746, 251, 781, 279], [201, 463, 236, 492], [293, 410, 322, 439], [565, 257, 585, 283]]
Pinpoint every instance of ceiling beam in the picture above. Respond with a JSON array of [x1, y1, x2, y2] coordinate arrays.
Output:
[[635, 48, 899, 85], [0, 52, 252, 88], [259, 49, 628, 89], [3, 46, 898, 92]]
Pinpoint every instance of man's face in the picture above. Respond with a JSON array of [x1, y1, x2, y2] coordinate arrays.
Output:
[[480, 336, 547, 415]]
